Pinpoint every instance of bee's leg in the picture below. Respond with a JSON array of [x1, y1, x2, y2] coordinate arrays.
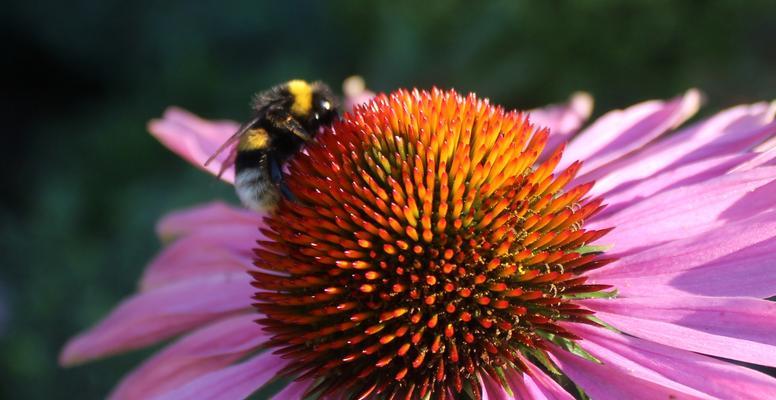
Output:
[[266, 107, 313, 141], [268, 153, 298, 202]]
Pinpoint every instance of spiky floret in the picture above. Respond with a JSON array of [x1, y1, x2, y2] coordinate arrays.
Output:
[[252, 88, 614, 399]]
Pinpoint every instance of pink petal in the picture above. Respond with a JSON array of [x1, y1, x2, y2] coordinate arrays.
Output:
[[139, 237, 252, 290], [552, 324, 776, 400], [586, 101, 776, 196], [480, 372, 510, 400], [649, 236, 776, 298], [155, 201, 262, 241], [589, 167, 776, 254], [150, 351, 286, 400], [109, 314, 266, 400], [756, 133, 776, 152], [60, 273, 253, 366], [530, 92, 594, 157], [507, 358, 574, 400], [551, 345, 711, 400], [667, 104, 774, 165], [148, 107, 239, 183], [595, 153, 754, 219], [481, 361, 574, 400], [583, 296, 776, 367], [562, 89, 701, 174], [590, 233, 776, 298], [589, 212, 776, 298], [142, 202, 266, 291], [734, 147, 776, 171]]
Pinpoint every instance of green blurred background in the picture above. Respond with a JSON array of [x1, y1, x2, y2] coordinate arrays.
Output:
[[1, 1, 775, 398]]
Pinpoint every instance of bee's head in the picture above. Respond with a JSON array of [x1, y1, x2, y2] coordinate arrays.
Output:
[[285, 80, 340, 137], [310, 81, 339, 128]]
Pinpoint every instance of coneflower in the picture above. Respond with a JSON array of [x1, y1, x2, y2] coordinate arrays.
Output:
[[254, 88, 613, 399], [62, 84, 776, 400]]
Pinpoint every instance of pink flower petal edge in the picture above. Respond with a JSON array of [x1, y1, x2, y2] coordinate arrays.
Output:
[[139, 235, 252, 291], [149, 351, 286, 400], [480, 355, 576, 399], [586, 101, 775, 197], [734, 147, 776, 171], [59, 273, 253, 366], [596, 153, 755, 218], [562, 89, 702, 174], [589, 167, 776, 254], [148, 107, 238, 184], [155, 201, 262, 241], [589, 210, 776, 298], [141, 202, 266, 290], [583, 295, 776, 367], [480, 372, 510, 400], [589, 234, 776, 298], [109, 314, 265, 400], [551, 323, 776, 400], [530, 91, 593, 158], [507, 357, 575, 400]]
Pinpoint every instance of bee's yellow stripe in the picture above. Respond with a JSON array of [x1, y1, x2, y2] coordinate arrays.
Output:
[[287, 79, 313, 117], [238, 128, 270, 151]]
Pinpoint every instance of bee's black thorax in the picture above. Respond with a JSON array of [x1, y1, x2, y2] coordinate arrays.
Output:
[[234, 128, 303, 171]]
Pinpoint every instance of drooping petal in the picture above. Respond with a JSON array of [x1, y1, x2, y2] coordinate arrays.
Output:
[[155, 201, 262, 241], [60, 273, 253, 366], [586, 101, 776, 196], [141, 203, 265, 290], [583, 296, 776, 367], [139, 238, 252, 290], [551, 324, 776, 400], [149, 351, 286, 400], [562, 89, 701, 174], [109, 314, 266, 400], [530, 92, 593, 157], [141, 224, 262, 291], [148, 107, 239, 183]]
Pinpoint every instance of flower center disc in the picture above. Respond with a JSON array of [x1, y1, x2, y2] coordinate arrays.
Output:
[[252, 88, 613, 399]]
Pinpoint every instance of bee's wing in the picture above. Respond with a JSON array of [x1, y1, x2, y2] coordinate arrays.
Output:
[[216, 150, 238, 179], [205, 96, 287, 178], [204, 113, 263, 169]]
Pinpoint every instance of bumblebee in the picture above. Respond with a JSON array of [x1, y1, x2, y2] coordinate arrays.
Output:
[[207, 80, 339, 211]]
